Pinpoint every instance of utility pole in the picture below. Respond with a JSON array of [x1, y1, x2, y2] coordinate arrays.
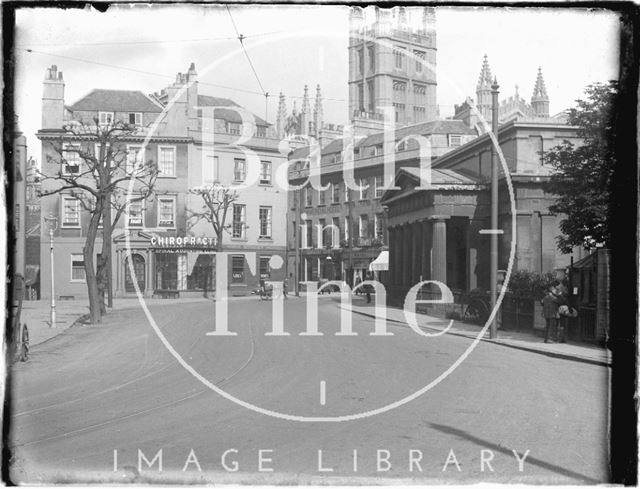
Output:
[[44, 215, 58, 328], [294, 189, 301, 297], [489, 77, 500, 339]]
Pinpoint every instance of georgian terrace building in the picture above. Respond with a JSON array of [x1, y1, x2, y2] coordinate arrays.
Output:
[[287, 119, 476, 286], [37, 64, 287, 299]]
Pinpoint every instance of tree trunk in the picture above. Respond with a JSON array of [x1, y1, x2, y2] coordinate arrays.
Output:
[[84, 207, 103, 324], [104, 191, 113, 308]]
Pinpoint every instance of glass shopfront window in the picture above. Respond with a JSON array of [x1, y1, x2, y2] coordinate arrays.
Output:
[[154, 252, 215, 291], [155, 253, 178, 290]]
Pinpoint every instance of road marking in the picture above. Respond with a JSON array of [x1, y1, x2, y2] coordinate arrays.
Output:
[[479, 229, 504, 235], [320, 381, 326, 406]]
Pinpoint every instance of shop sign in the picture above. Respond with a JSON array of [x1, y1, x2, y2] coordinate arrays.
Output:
[[150, 235, 217, 251]]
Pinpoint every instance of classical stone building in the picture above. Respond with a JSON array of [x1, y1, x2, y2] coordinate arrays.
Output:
[[381, 117, 588, 302]]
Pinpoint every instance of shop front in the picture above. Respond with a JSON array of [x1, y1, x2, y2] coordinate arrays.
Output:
[[114, 231, 217, 298]]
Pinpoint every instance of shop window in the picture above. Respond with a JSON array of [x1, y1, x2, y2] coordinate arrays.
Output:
[[259, 256, 271, 280], [186, 253, 215, 292], [70, 254, 85, 282], [232, 255, 245, 283], [155, 253, 178, 290]]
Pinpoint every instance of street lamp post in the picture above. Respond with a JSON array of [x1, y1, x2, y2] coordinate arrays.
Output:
[[44, 215, 58, 328], [490, 77, 500, 339], [294, 189, 301, 297]]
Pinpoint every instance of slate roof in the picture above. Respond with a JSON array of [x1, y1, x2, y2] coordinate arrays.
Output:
[[291, 119, 475, 159], [197, 94, 270, 126], [69, 89, 163, 113], [356, 119, 476, 149], [401, 166, 480, 185]]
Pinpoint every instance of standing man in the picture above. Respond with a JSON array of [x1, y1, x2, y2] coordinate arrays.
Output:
[[542, 286, 560, 343]]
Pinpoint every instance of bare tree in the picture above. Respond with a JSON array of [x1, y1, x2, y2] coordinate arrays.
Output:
[[188, 184, 239, 297], [38, 118, 158, 323]]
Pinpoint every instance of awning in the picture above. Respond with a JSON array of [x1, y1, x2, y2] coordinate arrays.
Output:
[[369, 251, 389, 272]]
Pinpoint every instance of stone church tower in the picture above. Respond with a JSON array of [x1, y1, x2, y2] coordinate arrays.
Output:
[[348, 6, 438, 135]]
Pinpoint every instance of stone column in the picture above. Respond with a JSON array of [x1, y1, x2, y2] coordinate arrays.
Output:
[[402, 224, 411, 287], [412, 222, 422, 284], [421, 220, 431, 281], [389, 226, 397, 285], [431, 217, 447, 284]]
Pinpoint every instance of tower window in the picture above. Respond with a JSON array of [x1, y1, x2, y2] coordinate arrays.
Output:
[[393, 47, 405, 69], [368, 46, 375, 71], [414, 51, 426, 72]]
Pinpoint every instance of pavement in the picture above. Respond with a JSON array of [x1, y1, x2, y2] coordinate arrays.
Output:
[[19, 297, 212, 347], [339, 296, 611, 367]]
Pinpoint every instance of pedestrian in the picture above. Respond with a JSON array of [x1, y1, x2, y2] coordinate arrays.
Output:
[[541, 286, 560, 343], [365, 272, 372, 304], [283, 278, 288, 299], [354, 273, 362, 295], [555, 282, 569, 343]]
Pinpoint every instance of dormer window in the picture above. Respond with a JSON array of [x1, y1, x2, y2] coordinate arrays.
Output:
[[449, 135, 462, 148], [99, 112, 114, 127], [226, 122, 242, 135], [255, 126, 266, 138], [128, 112, 142, 125]]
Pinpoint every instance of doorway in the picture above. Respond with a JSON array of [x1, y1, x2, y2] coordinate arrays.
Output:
[[125, 254, 146, 293]]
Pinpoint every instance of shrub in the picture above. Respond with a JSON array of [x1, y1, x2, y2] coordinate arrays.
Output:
[[507, 270, 557, 301]]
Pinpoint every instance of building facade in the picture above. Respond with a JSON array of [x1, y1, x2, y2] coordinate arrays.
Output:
[[381, 118, 587, 302], [37, 63, 287, 300], [287, 119, 476, 286]]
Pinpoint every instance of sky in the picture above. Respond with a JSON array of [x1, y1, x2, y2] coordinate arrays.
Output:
[[14, 5, 620, 161]]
